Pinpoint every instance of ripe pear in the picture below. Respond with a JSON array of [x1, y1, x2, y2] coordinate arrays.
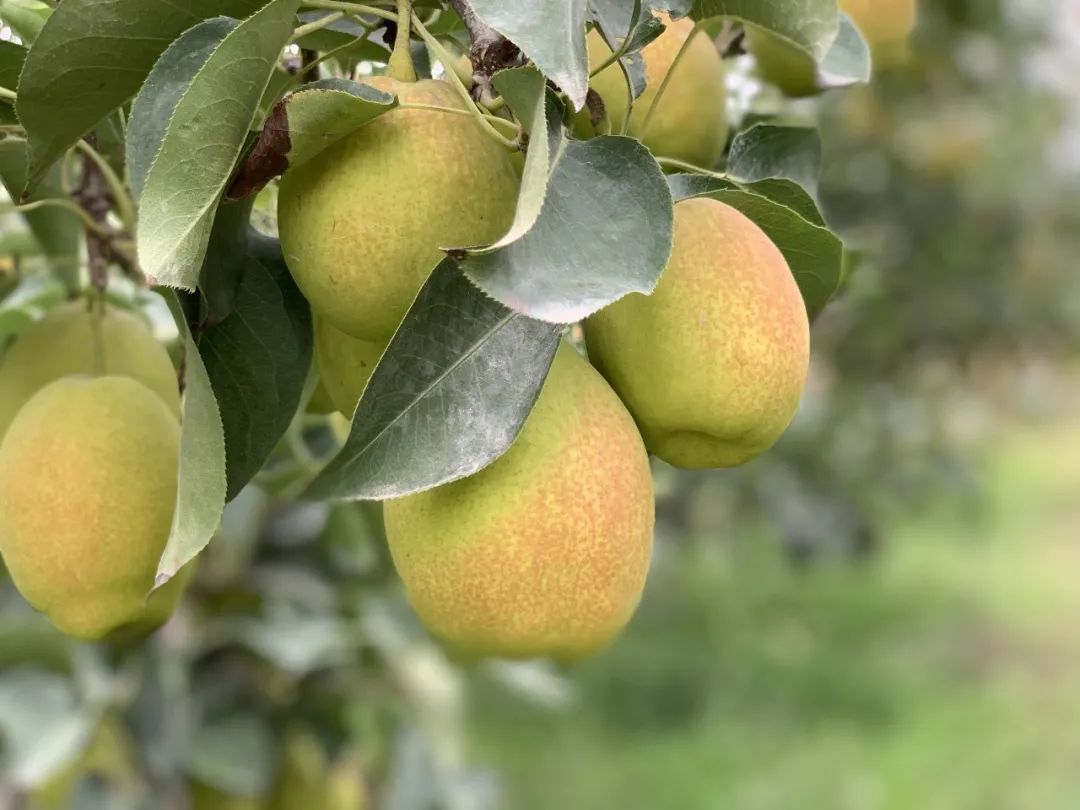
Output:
[[0, 300, 180, 438], [0, 376, 180, 641], [383, 343, 654, 661], [278, 78, 520, 341], [585, 198, 810, 469], [589, 14, 727, 167], [313, 316, 384, 416], [748, 0, 917, 95]]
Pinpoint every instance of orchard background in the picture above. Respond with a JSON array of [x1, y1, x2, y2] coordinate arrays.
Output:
[[0, 0, 1078, 808]]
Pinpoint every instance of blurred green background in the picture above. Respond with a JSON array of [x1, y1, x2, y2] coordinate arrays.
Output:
[[2, 1, 1080, 808]]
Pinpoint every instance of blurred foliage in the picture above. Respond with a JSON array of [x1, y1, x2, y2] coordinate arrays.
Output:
[[2, 1, 1079, 808]]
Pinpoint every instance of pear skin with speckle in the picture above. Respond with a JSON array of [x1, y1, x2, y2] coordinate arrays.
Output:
[[384, 344, 654, 661]]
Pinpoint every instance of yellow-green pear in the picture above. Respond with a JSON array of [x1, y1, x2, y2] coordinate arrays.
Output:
[[589, 14, 727, 167], [0, 300, 180, 437], [0, 376, 180, 641], [278, 78, 520, 341], [314, 316, 384, 416], [585, 198, 810, 469], [383, 344, 654, 661], [842, 0, 917, 66], [748, 0, 917, 95]]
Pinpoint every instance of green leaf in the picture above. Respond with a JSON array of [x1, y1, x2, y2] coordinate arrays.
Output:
[[464, 68, 672, 323], [198, 228, 313, 501], [184, 716, 277, 797], [485, 67, 555, 245], [0, 671, 93, 789], [156, 292, 227, 583], [307, 259, 563, 501], [228, 78, 396, 200], [819, 13, 872, 88], [281, 78, 397, 169], [693, 0, 839, 60], [668, 173, 843, 317], [462, 135, 674, 323], [0, 39, 25, 97], [127, 17, 239, 203], [14, 0, 266, 190], [294, 11, 391, 60], [468, 0, 590, 109], [727, 124, 822, 195], [135, 0, 302, 290]]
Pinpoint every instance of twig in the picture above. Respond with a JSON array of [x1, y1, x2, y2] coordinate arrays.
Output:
[[73, 135, 112, 293], [447, 0, 523, 101]]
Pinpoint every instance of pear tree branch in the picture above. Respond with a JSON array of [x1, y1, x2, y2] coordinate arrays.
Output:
[[447, 0, 524, 100]]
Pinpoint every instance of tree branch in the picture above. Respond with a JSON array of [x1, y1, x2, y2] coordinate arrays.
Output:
[[447, 0, 523, 99], [73, 135, 145, 287]]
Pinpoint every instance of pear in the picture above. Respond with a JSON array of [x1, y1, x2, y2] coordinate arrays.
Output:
[[278, 78, 520, 341], [585, 198, 810, 469], [0, 376, 180, 640], [0, 300, 179, 438], [383, 344, 654, 661], [589, 14, 727, 167], [313, 316, 384, 416]]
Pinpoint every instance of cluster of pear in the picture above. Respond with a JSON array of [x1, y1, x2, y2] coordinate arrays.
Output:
[[748, 0, 918, 97], [0, 301, 186, 641], [278, 17, 808, 662]]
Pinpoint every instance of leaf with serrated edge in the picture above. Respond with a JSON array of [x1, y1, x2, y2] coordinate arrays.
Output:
[[14, 0, 265, 190], [156, 293, 227, 585], [200, 231, 313, 501], [284, 78, 396, 169], [307, 259, 562, 501], [468, 0, 590, 109], [461, 135, 673, 323], [136, 0, 301, 290], [479, 67, 552, 249], [127, 18, 238, 203]]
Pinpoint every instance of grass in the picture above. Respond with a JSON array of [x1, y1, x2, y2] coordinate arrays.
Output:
[[467, 415, 1080, 810]]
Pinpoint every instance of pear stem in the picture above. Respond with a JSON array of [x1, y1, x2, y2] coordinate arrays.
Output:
[[0, 198, 116, 237], [637, 19, 711, 141], [387, 0, 417, 82], [398, 102, 519, 139]]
